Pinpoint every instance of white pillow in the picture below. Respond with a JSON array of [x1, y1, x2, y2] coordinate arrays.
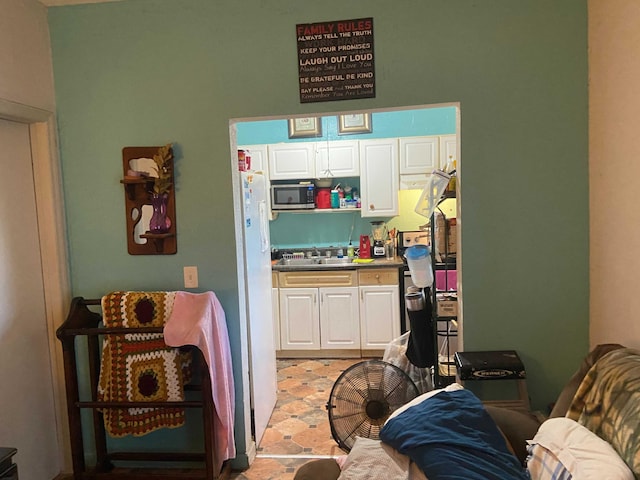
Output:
[[337, 436, 409, 480], [385, 382, 464, 424], [527, 417, 634, 480], [337, 436, 428, 480]]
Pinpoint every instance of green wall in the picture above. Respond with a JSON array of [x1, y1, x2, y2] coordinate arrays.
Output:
[[48, 0, 588, 467]]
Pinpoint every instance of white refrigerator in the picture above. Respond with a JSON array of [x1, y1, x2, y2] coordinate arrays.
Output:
[[240, 171, 277, 446]]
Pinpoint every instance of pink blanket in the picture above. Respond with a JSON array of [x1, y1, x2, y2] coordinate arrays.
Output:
[[163, 291, 235, 472]]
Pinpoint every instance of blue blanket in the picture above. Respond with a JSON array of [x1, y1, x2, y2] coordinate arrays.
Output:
[[380, 389, 528, 479]]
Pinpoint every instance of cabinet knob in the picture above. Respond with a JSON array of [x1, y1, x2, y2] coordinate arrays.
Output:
[[369, 204, 375, 210]]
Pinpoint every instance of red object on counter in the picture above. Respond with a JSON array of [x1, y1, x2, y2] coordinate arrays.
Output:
[[359, 235, 371, 258], [316, 188, 331, 209]]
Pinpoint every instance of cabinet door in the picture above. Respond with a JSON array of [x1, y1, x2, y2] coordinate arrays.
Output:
[[239, 144, 269, 174], [359, 139, 399, 217], [399, 173, 429, 191], [319, 287, 360, 350], [399, 136, 438, 175], [268, 143, 316, 180], [315, 140, 360, 178], [439, 135, 457, 170], [359, 285, 400, 349], [279, 288, 320, 350], [272, 287, 281, 350]]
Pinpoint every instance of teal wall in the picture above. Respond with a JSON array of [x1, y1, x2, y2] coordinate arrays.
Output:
[[48, 0, 589, 467], [236, 107, 457, 144]]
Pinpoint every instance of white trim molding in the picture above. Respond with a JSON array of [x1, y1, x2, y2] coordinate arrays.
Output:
[[0, 96, 72, 473]]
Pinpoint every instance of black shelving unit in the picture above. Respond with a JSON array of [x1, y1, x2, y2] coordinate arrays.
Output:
[[430, 190, 458, 388]]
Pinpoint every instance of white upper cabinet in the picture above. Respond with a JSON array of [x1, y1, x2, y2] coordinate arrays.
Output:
[[239, 144, 269, 174], [399, 135, 458, 190], [359, 139, 399, 217], [268, 143, 316, 180], [439, 134, 458, 170], [315, 140, 360, 178], [399, 136, 439, 175]]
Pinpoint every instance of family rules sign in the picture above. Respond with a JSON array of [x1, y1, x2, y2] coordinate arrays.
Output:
[[297, 18, 375, 103]]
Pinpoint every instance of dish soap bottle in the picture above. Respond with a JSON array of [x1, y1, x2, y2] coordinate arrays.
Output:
[[446, 157, 457, 193], [347, 242, 355, 258]]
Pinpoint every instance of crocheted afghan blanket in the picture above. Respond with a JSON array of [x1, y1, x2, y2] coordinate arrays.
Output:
[[97, 291, 191, 437]]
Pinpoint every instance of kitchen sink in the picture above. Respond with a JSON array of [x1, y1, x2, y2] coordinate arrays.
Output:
[[278, 258, 321, 266], [277, 257, 354, 266], [319, 257, 353, 265]]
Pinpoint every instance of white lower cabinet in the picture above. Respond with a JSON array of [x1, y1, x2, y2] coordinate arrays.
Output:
[[319, 287, 360, 349], [279, 288, 320, 350], [358, 269, 401, 350], [279, 286, 360, 350], [278, 270, 360, 351], [277, 269, 400, 353]]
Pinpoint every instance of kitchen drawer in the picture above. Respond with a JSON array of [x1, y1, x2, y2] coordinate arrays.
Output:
[[272, 271, 279, 288], [278, 270, 357, 288], [358, 268, 399, 286]]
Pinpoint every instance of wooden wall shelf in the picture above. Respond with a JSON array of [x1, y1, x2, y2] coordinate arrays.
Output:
[[122, 146, 177, 255]]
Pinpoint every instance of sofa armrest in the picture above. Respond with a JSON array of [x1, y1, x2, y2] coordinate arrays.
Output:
[[549, 343, 624, 418], [485, 405, 542, 465]]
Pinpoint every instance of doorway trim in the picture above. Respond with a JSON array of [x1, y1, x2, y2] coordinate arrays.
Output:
[[0, 97, 72, 473], [230, 101, 463, 467]]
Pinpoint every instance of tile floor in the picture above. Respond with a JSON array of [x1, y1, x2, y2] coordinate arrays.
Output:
[[229, 357, 364, 480]]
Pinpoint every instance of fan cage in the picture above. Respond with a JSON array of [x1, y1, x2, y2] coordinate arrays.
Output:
[[326, 359, 419, 452]]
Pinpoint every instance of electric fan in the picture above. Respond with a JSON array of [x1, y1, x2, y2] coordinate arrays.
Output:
[[326, 360, 420, 451]]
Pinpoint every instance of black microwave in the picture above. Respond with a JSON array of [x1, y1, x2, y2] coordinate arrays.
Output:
[[271, 184, 316, 210]]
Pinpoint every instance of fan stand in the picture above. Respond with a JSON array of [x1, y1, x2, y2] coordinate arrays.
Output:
[[326, 359, 419, 452]]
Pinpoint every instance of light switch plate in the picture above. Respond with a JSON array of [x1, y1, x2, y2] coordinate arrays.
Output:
[[184, 266, 198, 288]]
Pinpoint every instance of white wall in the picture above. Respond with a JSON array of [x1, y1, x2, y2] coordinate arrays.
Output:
[[0, 1, 63, 478], [589, 0, 640, 350], [0, 0, 55, 111]]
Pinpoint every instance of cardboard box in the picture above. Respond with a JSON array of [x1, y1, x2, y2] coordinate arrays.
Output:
[[436, 293, 458, 317]]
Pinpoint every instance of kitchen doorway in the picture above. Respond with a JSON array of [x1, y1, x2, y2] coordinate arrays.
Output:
[[230, 102, 462, 460]]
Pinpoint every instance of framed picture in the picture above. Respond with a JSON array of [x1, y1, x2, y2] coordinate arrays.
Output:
[[288, 117, 322, 138], [338, 113, 372, 135]]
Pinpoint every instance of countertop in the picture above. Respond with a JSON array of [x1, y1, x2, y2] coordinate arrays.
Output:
[[271, 256, 405, 272]]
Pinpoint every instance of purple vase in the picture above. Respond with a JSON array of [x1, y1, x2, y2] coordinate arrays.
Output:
[[149, 193, 171, 233]]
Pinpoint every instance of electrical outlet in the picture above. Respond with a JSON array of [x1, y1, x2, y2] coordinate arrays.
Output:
[[183, 266, 198, 289]]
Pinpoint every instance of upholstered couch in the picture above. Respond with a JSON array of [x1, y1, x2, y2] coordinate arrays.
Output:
[[294, 343, 640, 480]]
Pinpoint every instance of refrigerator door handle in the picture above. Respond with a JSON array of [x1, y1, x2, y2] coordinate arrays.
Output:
[[258, 200, 269, 253]]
